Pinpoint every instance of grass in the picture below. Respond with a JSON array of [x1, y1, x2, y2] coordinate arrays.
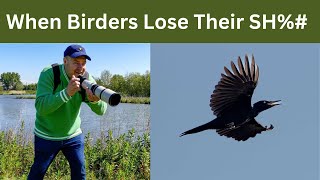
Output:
[[120, 97, 150, 104], [0, 122, 150, 179], [0, 90, 36, 95], [15, 95, 36, 99]]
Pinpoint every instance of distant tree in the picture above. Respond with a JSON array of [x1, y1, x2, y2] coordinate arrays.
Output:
[[15, 81, 24, 91], [101, 70, 112, 87], [0, 72, 21, 90], [94, 69, 150, 97], [94, 77, 103, 86], [24, 83, 37, 90], [143, 71, 150, 97], [110, 74, 127, 95]]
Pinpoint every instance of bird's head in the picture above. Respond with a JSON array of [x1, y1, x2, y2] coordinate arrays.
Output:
[[253, 100, 281, 115]]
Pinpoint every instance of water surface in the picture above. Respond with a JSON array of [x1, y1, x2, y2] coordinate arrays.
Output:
[[0, 95, 150, 139]]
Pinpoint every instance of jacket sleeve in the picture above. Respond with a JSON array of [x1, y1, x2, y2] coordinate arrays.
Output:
[[85, 75, 108, 115], [35, 67, 72, 115]]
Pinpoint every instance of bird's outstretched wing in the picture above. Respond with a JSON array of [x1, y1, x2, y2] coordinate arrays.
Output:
[[216, 119, 273, 141], [210, 55, 259, 117]]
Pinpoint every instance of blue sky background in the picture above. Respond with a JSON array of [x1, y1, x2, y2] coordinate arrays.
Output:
[[151, 44, 319, 180], [0, 43, 150, 84]]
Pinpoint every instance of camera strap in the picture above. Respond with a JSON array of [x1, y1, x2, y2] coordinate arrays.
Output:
[[52, 63, 61, 93], [51, 63, 87, 102]]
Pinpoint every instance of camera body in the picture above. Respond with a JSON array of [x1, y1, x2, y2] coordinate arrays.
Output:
[[78, 76, 121, 106]]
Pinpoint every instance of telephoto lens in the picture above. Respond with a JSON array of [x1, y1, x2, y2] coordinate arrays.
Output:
[[78, 76, 121, 106]]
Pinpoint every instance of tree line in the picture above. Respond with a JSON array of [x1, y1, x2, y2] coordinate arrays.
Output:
[[0, 70, 150, 97], [94, 70, 150, 97], [0, 72, 37, 91]]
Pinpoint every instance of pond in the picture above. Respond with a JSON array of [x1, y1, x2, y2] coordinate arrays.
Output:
[[0, 95, 150, 140]]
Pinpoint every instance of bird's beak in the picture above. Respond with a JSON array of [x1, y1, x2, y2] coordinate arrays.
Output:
[[268, 100, 281, 106]]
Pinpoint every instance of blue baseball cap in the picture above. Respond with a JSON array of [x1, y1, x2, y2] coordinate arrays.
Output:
[[64, 44, 91, 60]]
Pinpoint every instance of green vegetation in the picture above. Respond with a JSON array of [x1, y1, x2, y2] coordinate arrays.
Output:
[[0, 72, 23, 90], [15, 95, 36, 99], [95, 70, 150, 97], [0, 70, 150, 98], [0, 90, 28, 95], [0, 90, 36, 95], [0, 72, 37, 92], [121, 97, 150, 104], [0, 123, 150, 179]]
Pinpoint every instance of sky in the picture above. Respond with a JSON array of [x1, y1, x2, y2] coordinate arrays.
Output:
[[151, 44, 319, 180], [0, 43, 150, 84]]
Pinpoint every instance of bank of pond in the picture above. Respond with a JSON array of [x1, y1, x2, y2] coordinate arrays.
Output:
[[14, 95, 150, 104], [0, 91, 150, 104]]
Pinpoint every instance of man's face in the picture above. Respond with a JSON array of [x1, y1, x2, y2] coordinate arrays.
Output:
[[64, 56, 87, 79]]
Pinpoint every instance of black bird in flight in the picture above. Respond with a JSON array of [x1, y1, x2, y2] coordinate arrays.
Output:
[[180, 55, 281, 141]]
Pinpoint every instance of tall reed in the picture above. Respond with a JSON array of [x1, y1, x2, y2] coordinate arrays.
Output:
[[0, 122, 150, 179]]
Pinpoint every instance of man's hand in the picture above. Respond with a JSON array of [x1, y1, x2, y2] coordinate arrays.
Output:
[[66, 75, 81, 96], [85, 87, 100, 102]]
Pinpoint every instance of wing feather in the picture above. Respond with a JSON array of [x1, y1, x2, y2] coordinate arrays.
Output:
[[244, 55, 251, 81], [254, 65, 259, 83], [210, 55, 259, 117], [237, 57, 247, 81], [250, 55, 256, 82]]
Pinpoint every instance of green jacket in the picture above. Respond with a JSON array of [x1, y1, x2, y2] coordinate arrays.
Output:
[[34, 64, 107, 140]]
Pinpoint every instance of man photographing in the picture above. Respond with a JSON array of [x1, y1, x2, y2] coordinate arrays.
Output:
[[28, 44, 107, 179]]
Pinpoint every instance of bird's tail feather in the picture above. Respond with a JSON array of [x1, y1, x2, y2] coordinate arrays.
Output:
[[180, 121, 216, 137]]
